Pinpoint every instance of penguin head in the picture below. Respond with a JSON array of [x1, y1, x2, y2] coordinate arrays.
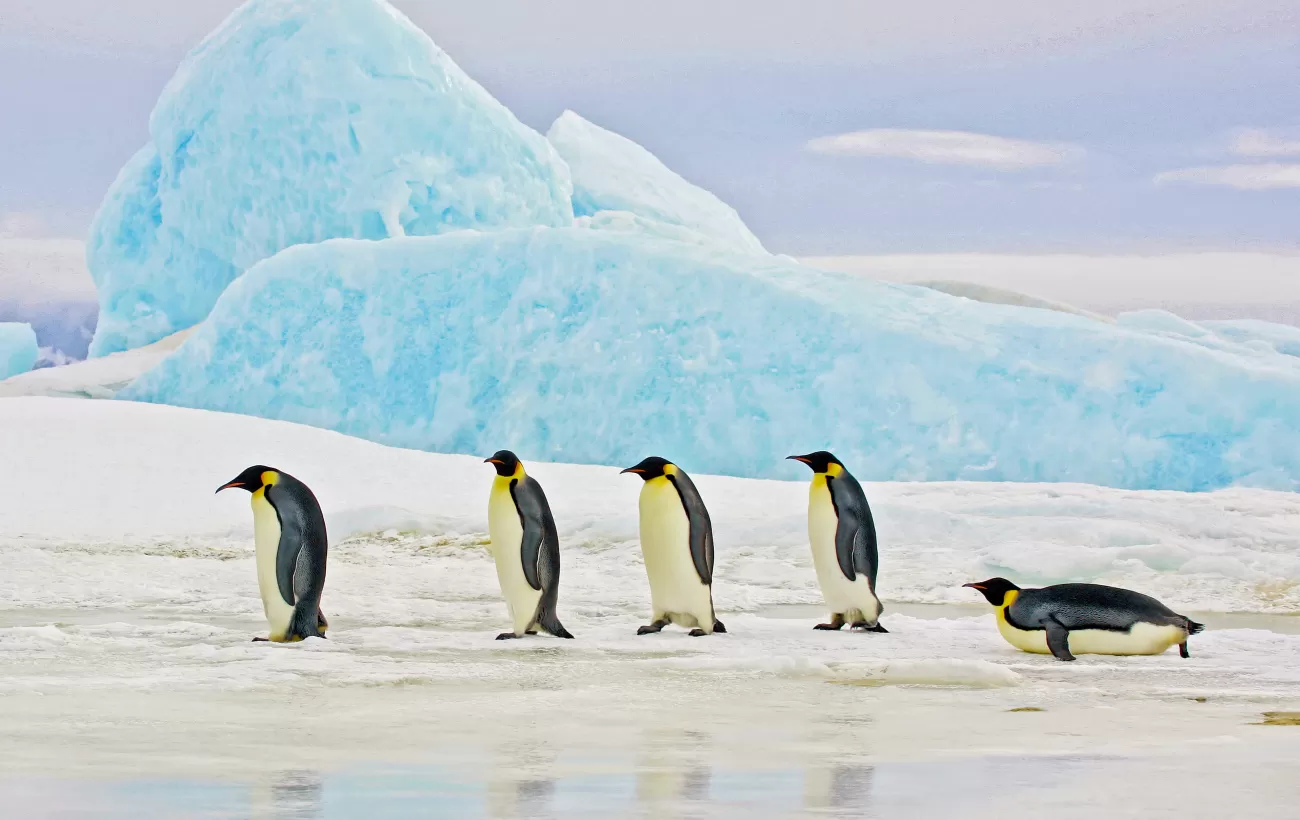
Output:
[[484, 450, 523, 478], [963, 577, 1022, 606], [216, 465, 278, 494], [787, 451, 843, 475], [621, 456, 673, 481]]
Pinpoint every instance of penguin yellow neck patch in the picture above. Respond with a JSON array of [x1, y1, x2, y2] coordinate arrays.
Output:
[[260, 470, 280, 487], [663, 463, 678, 476], [825, 463, 844, 478], [1001, 589, 1020, 609]]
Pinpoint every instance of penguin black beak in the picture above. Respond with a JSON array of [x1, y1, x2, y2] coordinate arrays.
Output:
[[962, 583, 986, 590], [484, 458, 503, 465], [786, 455, 810, 464], [620, 467, 643, 474], [215, 482, 243, 493]]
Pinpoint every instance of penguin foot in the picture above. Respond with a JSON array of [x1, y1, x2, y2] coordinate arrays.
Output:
[[688, 628, 709, 637], [637, 619, 669, 635], [495, 632, 521, 640], [1179, 641, 1190, 659], [814, 622, 845, 631], [526, 630, 538, 635], [852, 622, 890, 633], [251, 637, 270, 642], [712, 620, 727, 634]]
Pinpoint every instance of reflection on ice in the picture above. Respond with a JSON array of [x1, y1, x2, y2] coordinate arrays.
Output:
[[251, 771, 322, 820], [804, 764, 874, 813]]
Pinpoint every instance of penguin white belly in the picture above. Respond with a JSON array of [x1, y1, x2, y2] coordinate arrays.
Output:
[[808, 480, 880, 623], [251, 491, 296, 641], [639, 478, 713, 628], [996, 611, 1186, 656], [488, 483, 543, 635]]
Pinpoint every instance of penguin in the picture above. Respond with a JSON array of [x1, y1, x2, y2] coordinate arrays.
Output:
[[484, 450, 574, 641], [788, 452, 886, 632], [964, 577, 1205, 661], [621, 457, 726, 637], [216, 466, 328, 643]]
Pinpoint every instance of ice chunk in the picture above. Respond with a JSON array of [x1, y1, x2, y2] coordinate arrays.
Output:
[[0, 327, 194, 399], [547, 111, 765, 254], [915, 280, 1112, 323], [87, 0, 573, 357], [1117, 310, 1300, 373], [0, 322, 38, 381], [1117, 309, 1212, 338], [123, 228, 1300, 492], [1201, 318, 1300, 359]]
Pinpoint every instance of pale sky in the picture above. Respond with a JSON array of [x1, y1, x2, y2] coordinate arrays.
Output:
[[1, 0, 1298, 254]]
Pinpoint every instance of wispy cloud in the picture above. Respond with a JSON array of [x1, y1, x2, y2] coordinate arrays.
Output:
[[1230, 128, 1300, 158], [1154, 164, 1300, 190], [805, 129, 1083, 170]]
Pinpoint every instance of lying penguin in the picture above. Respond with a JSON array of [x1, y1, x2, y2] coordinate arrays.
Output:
[[964, 577, 1204, 661]]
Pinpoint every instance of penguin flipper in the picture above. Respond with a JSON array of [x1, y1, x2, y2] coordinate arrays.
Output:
[[667, 472, 714, 585], [509, 478, 550, 592], [1045, 617, 1076, 661], [269, 487, 305, 607]]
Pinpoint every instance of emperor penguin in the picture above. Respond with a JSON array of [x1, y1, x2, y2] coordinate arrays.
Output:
[[621, 457, 726, 637], [216, 466, 328, 643], [484, 450, 574, 640], [964, 577, 1205, 661], [788, 452, 887, 633]]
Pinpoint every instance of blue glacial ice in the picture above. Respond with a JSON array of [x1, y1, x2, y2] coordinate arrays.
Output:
[[123, 229, 1300, 492], [0, 322, 38, 380], [1117, 310, 1300, 373], [547, 111, 766, 254], [86, 0, 573, 358]]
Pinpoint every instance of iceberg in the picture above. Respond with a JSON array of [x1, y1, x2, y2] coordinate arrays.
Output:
[[547, 111, 766, 254], [1117, 310, 1300, 373], [86, 0, 573, 358], [124, 229, 1300, 491], [0, 322, 38, 381]]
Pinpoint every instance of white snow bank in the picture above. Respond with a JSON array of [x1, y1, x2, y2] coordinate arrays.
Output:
[[4, 398, 1299, 613], [0, 327, 192, 398]]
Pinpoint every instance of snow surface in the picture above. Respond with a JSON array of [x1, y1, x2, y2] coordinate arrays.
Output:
[[123, 229, 1300, 491], [6, 397, 1300, 615], [0, 322, 37, 380], [0, 327, 192, 399], [4, 398, 1300, 811], [547, 110, 766, 254], [86, 0, 573, 357]]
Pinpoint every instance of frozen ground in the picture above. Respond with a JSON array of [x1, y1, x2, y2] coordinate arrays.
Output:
[[2, 397, 1299, 816]]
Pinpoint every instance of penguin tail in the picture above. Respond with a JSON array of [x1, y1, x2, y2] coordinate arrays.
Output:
[[287, 603, 327, 641], [1185, 618, 1205, 636], [536, 608, 575, 639]]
